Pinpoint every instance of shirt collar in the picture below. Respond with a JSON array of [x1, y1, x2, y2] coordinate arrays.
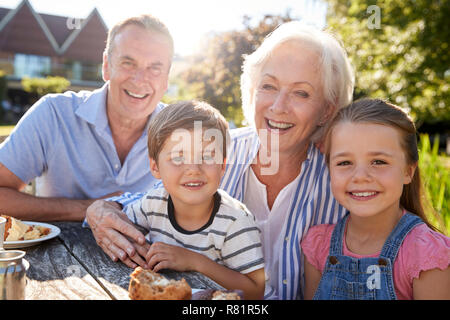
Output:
[[75, 82, 109, 129], [75, 81, 165, 129], [75, 82, 166, 149]]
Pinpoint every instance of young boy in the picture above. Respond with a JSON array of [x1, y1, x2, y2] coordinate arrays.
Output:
[[122, 100, 265, 299]]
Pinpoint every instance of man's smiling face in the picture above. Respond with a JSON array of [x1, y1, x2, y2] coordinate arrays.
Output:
[[102, 24, 172, 122]]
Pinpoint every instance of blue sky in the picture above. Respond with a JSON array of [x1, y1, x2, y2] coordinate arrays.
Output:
[[2, 0, 327, 56]]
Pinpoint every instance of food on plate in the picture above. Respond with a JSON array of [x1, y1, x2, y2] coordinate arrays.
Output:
[[128, 267, 192, 300], [2, 215, 51, 241]]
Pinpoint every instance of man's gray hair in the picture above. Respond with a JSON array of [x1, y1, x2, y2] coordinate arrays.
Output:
[[104, 14, 174, 59]]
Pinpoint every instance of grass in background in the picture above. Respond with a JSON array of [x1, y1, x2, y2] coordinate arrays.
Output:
[[419, 134, 450, 235]]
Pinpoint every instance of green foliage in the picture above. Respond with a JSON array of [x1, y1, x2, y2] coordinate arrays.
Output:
[[326, 0, 450, 126], [177, 13, 294, 126], [162, 78, 200, 104], [418, 134, 450, 234], [22, 76, 70, 98]]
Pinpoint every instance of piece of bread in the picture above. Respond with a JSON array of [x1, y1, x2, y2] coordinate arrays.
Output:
[[128, 267, 192, 300], [211, 290, 242, 300], [191, 289, 243, 300], [2, 215, 50, 241]]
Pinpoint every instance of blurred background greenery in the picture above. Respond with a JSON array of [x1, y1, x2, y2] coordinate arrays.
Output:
[[418, 134, 449, 234], [166, 0, 449, 131]]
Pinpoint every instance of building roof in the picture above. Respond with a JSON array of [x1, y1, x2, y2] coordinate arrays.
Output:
[[0, 8, 10, 22], [0, 0, 108, 63], [40, 13, 76, 47]]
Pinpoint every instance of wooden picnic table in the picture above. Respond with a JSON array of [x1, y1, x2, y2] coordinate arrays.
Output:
[[22, 221, 223, 300]]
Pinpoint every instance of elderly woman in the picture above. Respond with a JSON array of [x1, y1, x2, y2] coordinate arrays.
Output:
[[86, 21, 354, 300]]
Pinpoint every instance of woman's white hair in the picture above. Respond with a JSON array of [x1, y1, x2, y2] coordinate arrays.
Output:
[[240, 21, 355, 139]]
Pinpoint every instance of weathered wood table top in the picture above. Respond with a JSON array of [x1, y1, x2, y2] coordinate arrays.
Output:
[[22, 221, 223, 300]]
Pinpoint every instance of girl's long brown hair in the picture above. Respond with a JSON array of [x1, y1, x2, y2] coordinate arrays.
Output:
[[324, 98, 439, 232]]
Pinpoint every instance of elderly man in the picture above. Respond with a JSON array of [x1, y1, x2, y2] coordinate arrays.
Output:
[[0, 15, 173, 222]]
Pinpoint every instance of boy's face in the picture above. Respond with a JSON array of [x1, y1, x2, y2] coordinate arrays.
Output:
[[149, 129, 226, 211]]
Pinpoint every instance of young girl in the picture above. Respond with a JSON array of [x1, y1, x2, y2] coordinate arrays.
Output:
[[301, 98, 450, 300]]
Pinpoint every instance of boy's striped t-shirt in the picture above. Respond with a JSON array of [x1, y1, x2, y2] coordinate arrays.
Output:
[[123, 187, 264, 274]]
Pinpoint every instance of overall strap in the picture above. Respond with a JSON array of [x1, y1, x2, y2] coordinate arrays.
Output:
[[379, 213, 424, 261], [328, 212, 350, 256]]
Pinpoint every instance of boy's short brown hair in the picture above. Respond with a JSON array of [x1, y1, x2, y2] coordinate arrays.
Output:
[[147, 100, 229, 162]]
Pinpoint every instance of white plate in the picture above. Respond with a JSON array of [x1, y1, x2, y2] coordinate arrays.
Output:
[[3, 221, 61, 249]]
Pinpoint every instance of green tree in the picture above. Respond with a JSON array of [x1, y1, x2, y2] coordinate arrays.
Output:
[[178, 13, 294, 126], [22, 76, 70, 98], [326, 0, 450, 126]]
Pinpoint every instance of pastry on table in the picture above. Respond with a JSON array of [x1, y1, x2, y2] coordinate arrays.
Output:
[[211, 290, 242, 300], [128, 267, 192, 300], [191, 288, 243, 300], [1, 215, 50, 241]]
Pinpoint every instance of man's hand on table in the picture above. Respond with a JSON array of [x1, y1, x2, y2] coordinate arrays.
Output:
[[86, 199, 149, 269]]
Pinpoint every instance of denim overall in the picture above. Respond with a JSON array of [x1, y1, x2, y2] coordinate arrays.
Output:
[[313, 212, 423, 300]]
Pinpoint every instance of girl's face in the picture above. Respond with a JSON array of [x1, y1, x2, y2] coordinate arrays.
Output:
[[329, 122, 416, 219]]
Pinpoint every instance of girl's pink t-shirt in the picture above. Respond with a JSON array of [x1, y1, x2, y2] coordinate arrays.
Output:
[[301, 217, 450, 300]]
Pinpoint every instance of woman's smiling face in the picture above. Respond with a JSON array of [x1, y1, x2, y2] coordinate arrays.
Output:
[[254, 40, 330, 155]]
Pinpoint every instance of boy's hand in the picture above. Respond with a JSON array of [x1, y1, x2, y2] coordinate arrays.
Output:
[[145, 242, 200, 272]]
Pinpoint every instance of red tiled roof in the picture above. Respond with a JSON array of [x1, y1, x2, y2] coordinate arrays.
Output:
[[0, 8, 10, 22], [0, 0, 108, 62], [63, 11, 108, 62], [0, 3, 56, 57], [40, 13, 74, 47]]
